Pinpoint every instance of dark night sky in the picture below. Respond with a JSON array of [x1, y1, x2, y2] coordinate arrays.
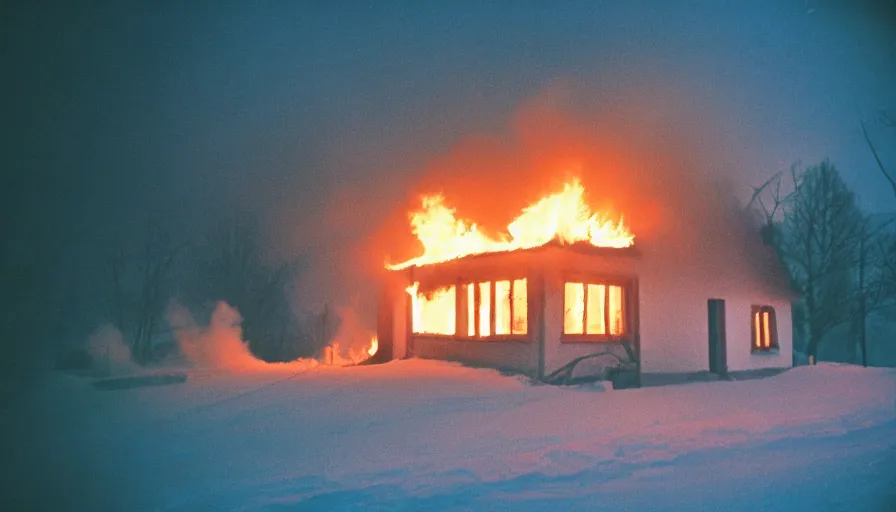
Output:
[[3, 1, 895, 348]]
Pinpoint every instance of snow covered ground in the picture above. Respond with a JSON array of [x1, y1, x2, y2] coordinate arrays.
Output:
[[5, 361, 895, 511]]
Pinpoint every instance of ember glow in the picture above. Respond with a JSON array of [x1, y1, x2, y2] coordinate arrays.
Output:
[[324, 335, 380, 365], [387, 179, 634, 269]]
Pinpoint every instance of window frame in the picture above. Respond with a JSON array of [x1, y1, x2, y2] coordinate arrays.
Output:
[[458, 278, 530, 341], [561, 274, 633, 343], [750, 305, 779, 353]]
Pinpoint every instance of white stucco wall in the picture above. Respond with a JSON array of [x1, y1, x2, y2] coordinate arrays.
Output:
[[411, 336, 538, 374], [636, 273, 706, 373], [722, 295, 793, 372]]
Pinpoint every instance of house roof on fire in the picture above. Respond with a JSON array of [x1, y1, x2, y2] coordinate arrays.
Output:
[[391, 240, 641, 271]]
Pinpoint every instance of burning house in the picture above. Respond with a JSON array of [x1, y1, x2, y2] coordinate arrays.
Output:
[[375, 179, 793, 386]]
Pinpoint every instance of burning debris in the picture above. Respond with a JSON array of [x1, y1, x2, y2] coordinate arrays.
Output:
[[318, 306, 379, 366], [320, 336, 379, 366]]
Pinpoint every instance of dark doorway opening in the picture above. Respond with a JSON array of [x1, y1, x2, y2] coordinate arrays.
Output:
[[708, 299, 727, 376]]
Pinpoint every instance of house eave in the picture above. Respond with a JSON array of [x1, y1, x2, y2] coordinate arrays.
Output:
[[390, 241, 641, 272]]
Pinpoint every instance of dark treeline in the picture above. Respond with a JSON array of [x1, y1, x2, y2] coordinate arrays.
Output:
[[78, 214, 339, 369]]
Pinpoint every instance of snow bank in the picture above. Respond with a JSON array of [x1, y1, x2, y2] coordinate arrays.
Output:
[[7, 360, 895, 511]]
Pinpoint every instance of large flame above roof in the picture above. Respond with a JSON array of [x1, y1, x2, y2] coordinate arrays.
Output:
[[387, 179, 634, 270]]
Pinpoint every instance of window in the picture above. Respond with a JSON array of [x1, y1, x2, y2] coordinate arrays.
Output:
[[751, 305, 778, 352], [407, 279, 528, 339], [460, 279, 528, 338], [563, 281, 627, 340], [409, 284, 456, 335]]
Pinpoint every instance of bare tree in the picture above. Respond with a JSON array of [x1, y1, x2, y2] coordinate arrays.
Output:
[[186, 219, 314, 361], [861, 110, 896, 200], [107, 219, 183, 364], [851, 214, 896, 366], [753, 161, 865, 362]]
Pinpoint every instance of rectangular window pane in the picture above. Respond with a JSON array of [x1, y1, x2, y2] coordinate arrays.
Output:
[[512, 279, 528, 335], [608, 285, 624, 335], [412, 285, 456, 335], [564, 283, 585, 334], [466, 284, 475, 336], [495, 280, 511, 335], [762, 311, 771, 348], [478, 282, 491, 337], [586, 284, 606, 334], [753, 311, 761, 348]]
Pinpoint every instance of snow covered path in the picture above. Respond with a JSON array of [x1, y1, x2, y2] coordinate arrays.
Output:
[[5, 361, 895, 511]]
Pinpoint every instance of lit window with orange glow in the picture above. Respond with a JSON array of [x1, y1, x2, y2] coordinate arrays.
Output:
[[495, 281, 512, 335], [511, 279, 527, 335], [478, 282, 491, 337], [751, 305, 778, 352], [563, 281, 627, 340], [465, 284, 475, 336], [408, 283, 456, 335], [459, 278, 528, 339]]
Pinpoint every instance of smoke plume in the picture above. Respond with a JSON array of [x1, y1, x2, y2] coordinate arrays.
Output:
[[86, 324, 138, 377], [166, 300, 268, 370]]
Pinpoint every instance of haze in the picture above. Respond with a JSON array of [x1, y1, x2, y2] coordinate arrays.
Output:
[[2, 1, 894, 378]]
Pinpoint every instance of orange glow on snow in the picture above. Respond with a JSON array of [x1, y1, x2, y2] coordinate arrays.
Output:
[[387, 179, 634, 269]]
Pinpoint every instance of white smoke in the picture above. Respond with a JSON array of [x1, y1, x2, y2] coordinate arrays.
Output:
[[166, 300, 267, 370], [87, 324, 138, 377]]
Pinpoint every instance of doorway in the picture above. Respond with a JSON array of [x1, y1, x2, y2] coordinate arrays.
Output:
[[707, 299, 727, 376]]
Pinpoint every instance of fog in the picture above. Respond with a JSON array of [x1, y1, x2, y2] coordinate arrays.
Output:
[[2, 1, 894, 384]]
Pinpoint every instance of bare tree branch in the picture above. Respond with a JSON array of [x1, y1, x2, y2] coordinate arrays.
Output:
[[861, 119, 896, 199]]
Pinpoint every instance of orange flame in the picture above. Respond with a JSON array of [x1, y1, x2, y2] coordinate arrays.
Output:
[[323, 335, 379, 366], [387, 179, 633, 269], [407, 282, 457, 335]]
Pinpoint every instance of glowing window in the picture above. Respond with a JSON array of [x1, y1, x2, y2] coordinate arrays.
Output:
[[495, 281, 512, 335], [460, 278, 528, 338], [563, 281, 627, 339], [751, 305, 778, 352], [511, 279, 528, 335], [477, 282, 491, 337], [409, 284, 456, 335], [465, 283, 475, 336]]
